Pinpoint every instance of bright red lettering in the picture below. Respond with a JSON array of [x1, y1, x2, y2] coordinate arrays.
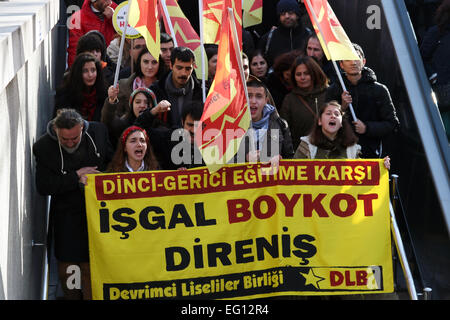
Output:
[[276, 193, 301, 217], [330, 193, 357, 217], [358, 194, 378, 216], [303, 194, 329, 217], [253, 196, 276, 219], [227, 199, 251, 224]]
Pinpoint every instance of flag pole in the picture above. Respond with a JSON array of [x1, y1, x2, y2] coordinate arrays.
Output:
[[160, 0, 178, 47], [113, 0, 132, 88], [199, 0, 206, 102], [304, 0, 357, 122], [228, 7, 254, 153]]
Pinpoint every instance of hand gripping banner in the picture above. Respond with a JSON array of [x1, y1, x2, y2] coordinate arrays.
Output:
[[85, 160, 394, 300]]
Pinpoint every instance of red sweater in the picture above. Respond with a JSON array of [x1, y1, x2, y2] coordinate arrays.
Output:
[[67, 0, 118, 67]]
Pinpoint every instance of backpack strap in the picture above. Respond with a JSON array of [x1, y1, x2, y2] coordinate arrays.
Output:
[[265, 28, 276, 56]]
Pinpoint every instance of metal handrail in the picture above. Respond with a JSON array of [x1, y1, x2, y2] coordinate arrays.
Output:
[[34, 196, 51, 300], [390, 175, 432, 300], [390, 201, 418, 300], [382, 0, 450, 236]]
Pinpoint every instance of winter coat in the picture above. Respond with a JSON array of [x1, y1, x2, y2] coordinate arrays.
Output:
[[149, 71, 206, 129], [326, 67, 400, 158], [107, 73, 137, 118], [33, 120, 113, 262], [420, 24, 450, 86], [258, 23, 312, 67], [67, 0, 118, 67], [101, 97, 137, 148], [235, 105, 294, 162], [294, 135, 361, 160], [54, 84, 107, 122], [280, 85, 328, 150]]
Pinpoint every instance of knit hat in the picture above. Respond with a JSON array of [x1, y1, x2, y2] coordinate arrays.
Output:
[[276, 0, 301, 16], [129, 87, 157, 109]]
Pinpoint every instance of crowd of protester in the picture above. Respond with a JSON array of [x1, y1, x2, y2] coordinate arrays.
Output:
[[33, 0, 450, 300]]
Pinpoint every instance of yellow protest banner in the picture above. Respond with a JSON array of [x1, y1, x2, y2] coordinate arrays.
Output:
[[85, 160, 393, 300]]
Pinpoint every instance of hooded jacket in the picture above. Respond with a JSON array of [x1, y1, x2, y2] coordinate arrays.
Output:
[[33, 119, 113, 261], [326, 67, 400, 158]]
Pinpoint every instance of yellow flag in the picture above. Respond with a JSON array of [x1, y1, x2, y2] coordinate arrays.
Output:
[[304, 0, 360, 61], [243, 0, 262, 28]]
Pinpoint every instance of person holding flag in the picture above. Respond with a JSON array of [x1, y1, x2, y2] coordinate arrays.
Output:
[[302, 0, 399, 159], [326, 43, 400, 159]]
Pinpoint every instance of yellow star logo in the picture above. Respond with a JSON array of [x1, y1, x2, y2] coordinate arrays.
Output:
[[300, 268, 325, 289]]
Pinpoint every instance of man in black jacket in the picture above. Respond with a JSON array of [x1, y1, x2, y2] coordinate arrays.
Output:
[[326, 44, 400, 158], [149, 46, 206, 129], [257, 0, 312, 67], [33, 109, 113, 299]]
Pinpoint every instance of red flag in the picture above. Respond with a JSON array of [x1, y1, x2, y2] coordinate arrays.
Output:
[[195, 6, 249, 172], [128, 0, 160, 61], [159, 0, 208, 79]]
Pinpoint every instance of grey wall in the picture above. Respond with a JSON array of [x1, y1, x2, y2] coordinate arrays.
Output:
[[0, 0, 60, 299]]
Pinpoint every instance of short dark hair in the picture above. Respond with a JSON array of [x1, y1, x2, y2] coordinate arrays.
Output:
[[181, 101, 204, 122], [205, 44, 218, 61], [76, 32, 106, 60], [160, 32, 174, 44], [352, 43, 365, 60], [54, 108, 84, 129], [246, 77, 269, 97], [170, 46, 195, 65]]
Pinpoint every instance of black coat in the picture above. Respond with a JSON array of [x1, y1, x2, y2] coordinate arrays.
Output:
[[149, 71, 206, 129], [326, 67, 400, 158], [258, 23, 312, 67], [420, 24, 450, 86], [33, 120, 113, 262], [54, 84, 107, 122]]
